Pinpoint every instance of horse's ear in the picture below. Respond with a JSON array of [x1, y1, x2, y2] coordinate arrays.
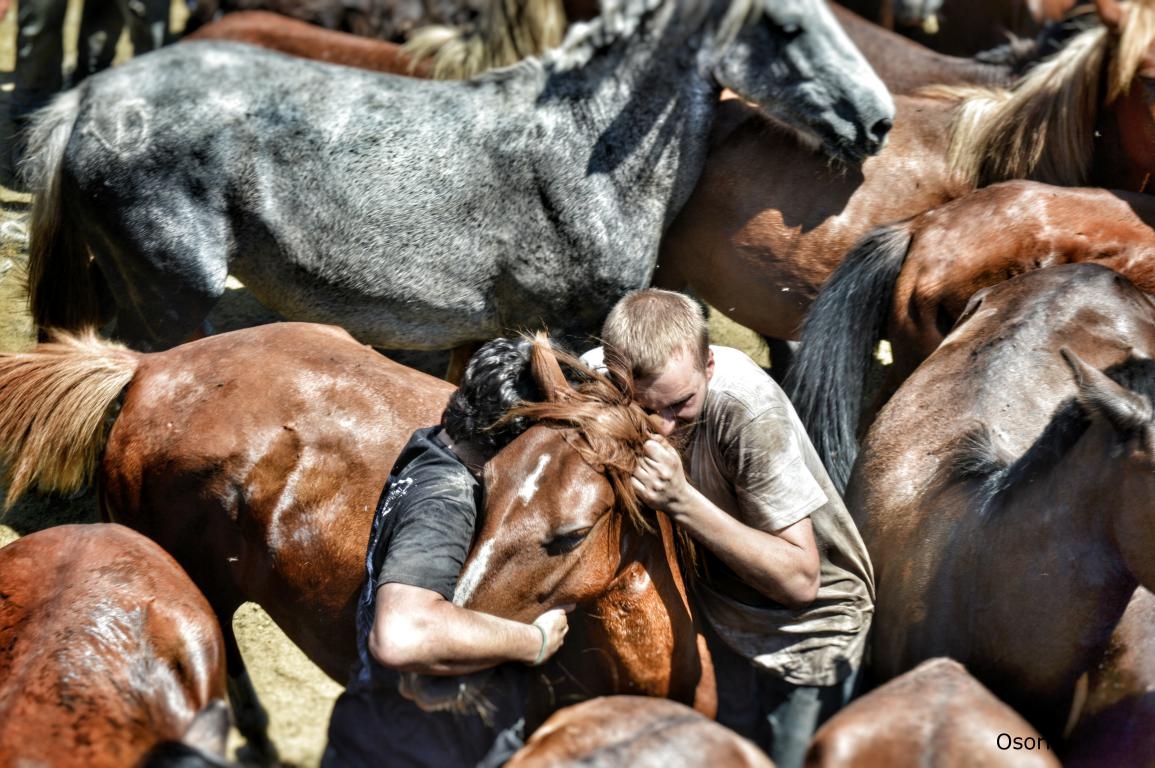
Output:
[[1095, 0, 1125, 33], [530, 332, 574, 402], [1060, 347, 1153, 433]]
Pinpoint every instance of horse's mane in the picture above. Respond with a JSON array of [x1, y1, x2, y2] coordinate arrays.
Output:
[[931, 356, 1155, 511], [403, 0, 567, 79], [403, 0, 748, 81], [928, 0, 1155, 188]]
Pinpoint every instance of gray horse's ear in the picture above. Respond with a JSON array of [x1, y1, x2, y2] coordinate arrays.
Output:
[[530, 332, 574, 402], [1060, 347, 1153, 433], [1095, 0, 1125, 33]]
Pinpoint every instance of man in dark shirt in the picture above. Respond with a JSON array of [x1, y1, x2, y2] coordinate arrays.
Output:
[[323, 336, 569, 768]]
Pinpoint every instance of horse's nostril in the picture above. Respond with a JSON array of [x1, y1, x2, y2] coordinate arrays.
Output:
[[872, 117, 894, 143]]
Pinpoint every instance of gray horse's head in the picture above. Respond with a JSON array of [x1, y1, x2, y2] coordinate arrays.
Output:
[[712, 0, 895, 163]]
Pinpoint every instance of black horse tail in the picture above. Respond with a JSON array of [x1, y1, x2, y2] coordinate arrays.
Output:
[[785, 223, 914, 494], [24, 89, 106, 335]]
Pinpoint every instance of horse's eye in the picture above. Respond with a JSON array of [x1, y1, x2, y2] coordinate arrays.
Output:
[[544, 527, 592, 556]]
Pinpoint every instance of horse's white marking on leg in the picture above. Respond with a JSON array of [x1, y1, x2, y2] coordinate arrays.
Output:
[[518, 455, 551, 505], [454, 539, 495, 605]]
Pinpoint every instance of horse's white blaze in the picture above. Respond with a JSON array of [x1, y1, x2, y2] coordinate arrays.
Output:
[[517, 455, 552, 505], [454, 539, 496, 605]]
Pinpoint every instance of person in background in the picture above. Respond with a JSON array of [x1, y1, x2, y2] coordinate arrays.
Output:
[[323, 335, 570, 768], [1, 0, 170, 188], [582, 288, 875, 768]]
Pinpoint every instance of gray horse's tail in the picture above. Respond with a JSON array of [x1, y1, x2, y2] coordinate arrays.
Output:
[[785, 224, 913, 494], [0, 330, 140, 509], [403, 0, 567, 79], [24, 89, 106, 335]]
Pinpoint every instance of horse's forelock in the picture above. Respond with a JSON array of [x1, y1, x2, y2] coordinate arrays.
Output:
[[508, 375, 652, 530]]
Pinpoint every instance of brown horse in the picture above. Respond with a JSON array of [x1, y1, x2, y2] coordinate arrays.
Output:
[[655, 0, 1155, 375], [506, 696, 771, 768], [805, 658, 1061, 767], [405, 345, 716, 729], [787, 180, 1155, 491], [0, 322, 453, 761], [184, 11, 433, 76], [181, 0, 487, 42], [0, 523, 231, 767], [0, 323, 714, 758], [847, 263, 1155, 746]]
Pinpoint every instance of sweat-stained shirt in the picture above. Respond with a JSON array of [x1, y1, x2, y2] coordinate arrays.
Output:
[[582, 345, 875, 687]]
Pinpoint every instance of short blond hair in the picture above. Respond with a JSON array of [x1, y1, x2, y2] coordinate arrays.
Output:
[[600, 289, 710, 380]]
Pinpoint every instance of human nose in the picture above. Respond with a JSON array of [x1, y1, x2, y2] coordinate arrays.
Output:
[[654, 408, 677, 436]]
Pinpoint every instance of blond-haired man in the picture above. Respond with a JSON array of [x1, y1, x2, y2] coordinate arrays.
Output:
[[582, 289, 874, 768]]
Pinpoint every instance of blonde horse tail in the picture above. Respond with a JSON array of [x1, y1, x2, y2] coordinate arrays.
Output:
[[24, 90, 105, 335], [403, 0, 568, 79], [0, 331, 140, 509]]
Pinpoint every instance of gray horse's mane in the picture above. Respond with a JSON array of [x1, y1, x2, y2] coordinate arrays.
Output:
[[931, 357, 1155, 512], [532, 0, 758, 74]]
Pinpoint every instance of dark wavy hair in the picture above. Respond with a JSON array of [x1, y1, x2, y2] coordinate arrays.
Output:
[[442, 336, 543, 452]]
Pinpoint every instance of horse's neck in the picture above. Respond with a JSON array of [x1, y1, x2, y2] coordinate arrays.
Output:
[[942, 418, 1142, 729], [536, 0, 724, 213]]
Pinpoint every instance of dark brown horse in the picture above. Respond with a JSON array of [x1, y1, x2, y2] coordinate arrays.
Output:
[[906, 0, 1081, 57], [787, 180, 1155, 491], [847, 263, 1155, 745], [806, 658, 1061, 767], [0, 323, 714, 757], [655, 0, 1155, 375], [0, 523, 231, 767], [506, 696, 770, 768]]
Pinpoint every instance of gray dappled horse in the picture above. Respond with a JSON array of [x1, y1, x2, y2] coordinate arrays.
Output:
[[25, 0, 893, 357]]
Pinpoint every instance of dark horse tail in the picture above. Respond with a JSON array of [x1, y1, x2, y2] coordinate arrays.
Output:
[[24, 89, 106, 334], [785, 223, 913, 494]]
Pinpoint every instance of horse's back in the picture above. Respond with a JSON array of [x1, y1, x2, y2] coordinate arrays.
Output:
[[507, 696, 772, 768], [101, 322, 453, 679], [807, 658, 1060, 767], [0, 523, 228, 766]]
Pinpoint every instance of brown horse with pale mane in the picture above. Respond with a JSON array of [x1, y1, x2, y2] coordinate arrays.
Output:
[[848, 263, 1155, 752], [0, 322, 714, 759], [0, 523, 231, 767]]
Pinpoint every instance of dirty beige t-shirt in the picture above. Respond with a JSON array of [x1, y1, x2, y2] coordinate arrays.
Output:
[[583, 344, 875, 687], [689, 346, 874, 686]]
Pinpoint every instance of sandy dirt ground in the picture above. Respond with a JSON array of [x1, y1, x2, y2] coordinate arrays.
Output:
[[0, 3, 772, 765]]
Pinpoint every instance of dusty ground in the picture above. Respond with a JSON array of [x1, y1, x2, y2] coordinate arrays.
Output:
[[0, 4, 770, 765]]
